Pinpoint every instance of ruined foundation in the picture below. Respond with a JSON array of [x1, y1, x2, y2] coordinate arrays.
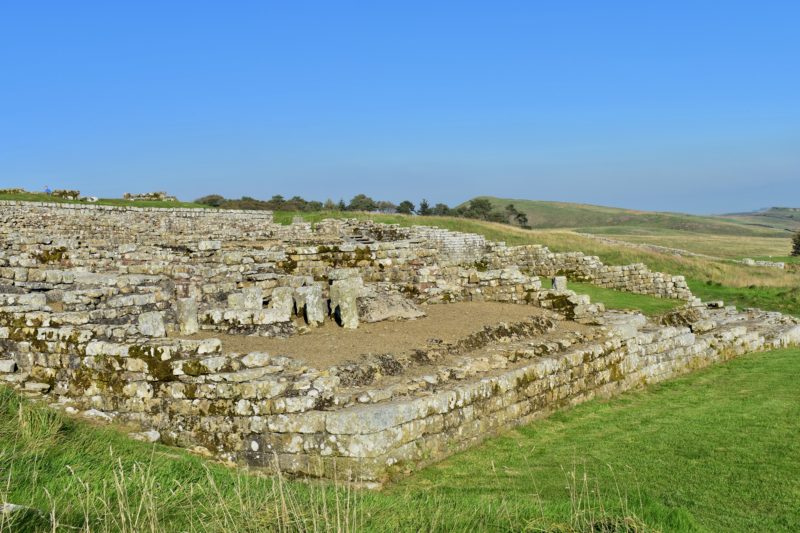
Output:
[[1, 201, 798, 484]]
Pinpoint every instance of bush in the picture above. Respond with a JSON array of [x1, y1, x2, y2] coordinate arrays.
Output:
[[792, 231, 800, 257]]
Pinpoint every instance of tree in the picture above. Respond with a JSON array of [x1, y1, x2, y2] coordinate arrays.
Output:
[[418, 199, 431, 216], [323, 198, 336, 210], [195, 194, 225, 207], [375, 201, 397, 213], [397, 200, 415, 215], [347, 194, 378, 212], [464, 198, 493, 220], [431, 203, 450, 216], [337, 199, 347, 211], [792, 231, 800, 257], [503, 204, 529, 227]]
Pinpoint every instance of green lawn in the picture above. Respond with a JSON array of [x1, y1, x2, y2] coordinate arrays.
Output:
[[688, 280, 800, 317], [4, 347, 799, 532], [540, 279, 684, 316]]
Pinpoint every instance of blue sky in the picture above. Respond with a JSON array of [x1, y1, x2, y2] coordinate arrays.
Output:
[[1, 1, 798, 213]]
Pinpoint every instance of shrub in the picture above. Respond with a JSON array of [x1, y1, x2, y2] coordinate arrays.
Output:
[[792, 231, 800, 257]]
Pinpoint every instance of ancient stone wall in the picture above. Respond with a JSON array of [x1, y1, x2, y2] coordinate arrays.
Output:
[[497, 244, 692, 300], [1, 201, 797, 486]]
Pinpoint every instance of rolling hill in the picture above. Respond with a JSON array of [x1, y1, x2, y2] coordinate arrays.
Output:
[[719, 207, 800, 233], [466, 196, 791, 238]]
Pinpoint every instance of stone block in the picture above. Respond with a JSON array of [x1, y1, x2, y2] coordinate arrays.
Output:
[[330, 278, 362, 329], [269, 287, 294, 320], [198, 240, 221, 251], [294, 285, 325, 326], [242, 287, 263, 310], [138, 312, 166, 337], [176, 297, 199, 335]]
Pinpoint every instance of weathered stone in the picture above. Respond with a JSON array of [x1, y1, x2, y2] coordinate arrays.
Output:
[[270, 287, 294, 319], [357, 293, 425, 323], [0, 359, 16, 373], [241, 352, 271, 368], [130, 429, 161, 443], [330, 278, 362, 329], [198, 240, 222, 251], [552, 276, 568, 291], [242, 287, 263, 309], [176, 297, 199, 334], [294, 285, 326, 326], [138, 312, 166, 337]]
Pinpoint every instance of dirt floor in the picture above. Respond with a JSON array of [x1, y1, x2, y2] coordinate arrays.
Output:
[[182, 302, 589, 368]]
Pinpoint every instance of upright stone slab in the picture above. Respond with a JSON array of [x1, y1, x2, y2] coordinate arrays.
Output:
[[552, 276, 568, 291], [138, 312, 166, 337], [330, 278, 363, 329], [270, 287, 295, 321], [176, 297, 199, 335], [294, 285, 325, 326]]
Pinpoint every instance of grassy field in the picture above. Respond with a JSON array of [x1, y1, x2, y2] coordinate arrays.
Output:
[[4, 347, 799, 532], [471, 196, 788, 237], [721, 207, 800, 233], [540, 279, 684, 316]]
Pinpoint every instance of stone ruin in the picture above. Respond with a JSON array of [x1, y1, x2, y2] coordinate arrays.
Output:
[[123, 191, 178, 202], [0, 200, 798, 485]]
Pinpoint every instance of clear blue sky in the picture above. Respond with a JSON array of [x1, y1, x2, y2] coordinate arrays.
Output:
[[1, 1, 798, 213]]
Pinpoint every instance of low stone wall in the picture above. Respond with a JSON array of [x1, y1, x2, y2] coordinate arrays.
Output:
[[242, 310, 799, 482], [491, 244, 693, 300], [4, 201, 798, 485]]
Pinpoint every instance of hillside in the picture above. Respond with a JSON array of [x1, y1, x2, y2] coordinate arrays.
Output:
[[467, 196, 788, 237], [720, 207, 800, 233]]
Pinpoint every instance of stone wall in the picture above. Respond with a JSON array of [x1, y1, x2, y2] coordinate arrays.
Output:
[[501, 244, 692, 299], [1, 201, 797, 486]]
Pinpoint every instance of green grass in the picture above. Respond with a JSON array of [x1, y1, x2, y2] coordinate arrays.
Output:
[[688, 280, 800, 317], [0, 192, 210, 209], [469, 196, 787, 237], [393, 347, 800, 532], [722, 208, 800, 233], [4, 347, 799, 531], [540, 279, 684, 316]]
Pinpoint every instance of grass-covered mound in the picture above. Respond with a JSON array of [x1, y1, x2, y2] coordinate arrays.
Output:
[[3, 347, 799, 532]]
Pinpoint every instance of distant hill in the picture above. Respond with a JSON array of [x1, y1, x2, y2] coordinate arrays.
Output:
[[463, 197, 789, 238], [717, 207, 800, 233]]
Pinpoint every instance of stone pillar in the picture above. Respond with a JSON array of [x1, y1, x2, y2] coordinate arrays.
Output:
[[177, 297, 199, 335], [270, 287, 295, 322], [330, 278, 362, 329], [294, 285, 325, 327]]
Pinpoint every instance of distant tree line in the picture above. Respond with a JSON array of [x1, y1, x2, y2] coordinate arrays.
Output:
[[195, 194, 530, 229]]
